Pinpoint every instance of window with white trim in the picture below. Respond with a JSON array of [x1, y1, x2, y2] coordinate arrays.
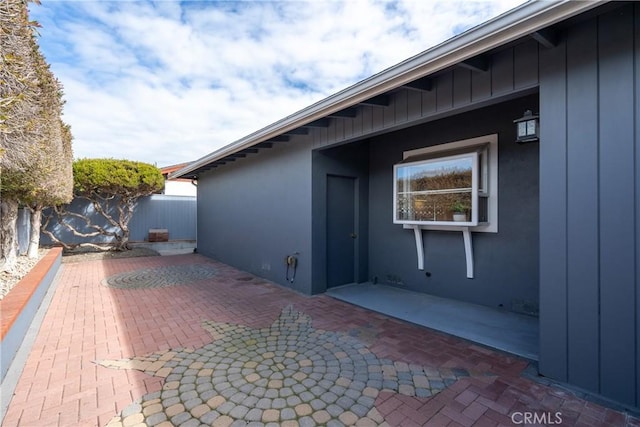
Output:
[[393, 134, 498, 233]]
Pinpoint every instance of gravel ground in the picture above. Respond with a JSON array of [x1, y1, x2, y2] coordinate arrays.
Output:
[[0, 249, 48, 301], [0, 247, 160, 301]]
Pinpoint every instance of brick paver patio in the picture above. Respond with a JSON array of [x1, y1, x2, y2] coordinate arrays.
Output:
[[2, 254, 639, 426]]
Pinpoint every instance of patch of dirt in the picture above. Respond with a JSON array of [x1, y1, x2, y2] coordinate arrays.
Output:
[[61, 247, 160, 263]]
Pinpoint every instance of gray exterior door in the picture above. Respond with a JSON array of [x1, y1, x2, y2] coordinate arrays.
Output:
[[326, 175, 356, 288]]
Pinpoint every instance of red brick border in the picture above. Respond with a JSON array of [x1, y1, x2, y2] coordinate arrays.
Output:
[[0, 247, 62, 340]]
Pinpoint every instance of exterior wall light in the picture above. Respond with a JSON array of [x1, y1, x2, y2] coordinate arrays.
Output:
[[513, 110, 539, 143]]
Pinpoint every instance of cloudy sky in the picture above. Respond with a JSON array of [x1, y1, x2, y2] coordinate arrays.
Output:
[[30, 0, 526, 168]]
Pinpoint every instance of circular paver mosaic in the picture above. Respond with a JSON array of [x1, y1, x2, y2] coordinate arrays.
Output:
[[102, 264, 217, 289], [99, 306, 488, 427]]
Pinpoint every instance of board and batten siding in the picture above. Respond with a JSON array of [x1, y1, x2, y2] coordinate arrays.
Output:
[[194, 37, 545, 297], [539, 3, 640, 409], [309, 39, 541, 150]]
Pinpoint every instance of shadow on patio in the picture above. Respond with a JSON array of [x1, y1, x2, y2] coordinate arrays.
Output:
[[2, 253, 637, 426]]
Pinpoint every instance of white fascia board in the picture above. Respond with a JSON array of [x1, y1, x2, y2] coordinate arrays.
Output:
[[171, 0, 605, 179]]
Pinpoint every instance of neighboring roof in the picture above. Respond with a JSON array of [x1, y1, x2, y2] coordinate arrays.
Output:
[[160, 163, 191, 176], [172, 0, 605, 180]]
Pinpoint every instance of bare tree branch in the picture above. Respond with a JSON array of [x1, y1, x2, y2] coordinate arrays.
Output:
[[41, 159, 164, 251]]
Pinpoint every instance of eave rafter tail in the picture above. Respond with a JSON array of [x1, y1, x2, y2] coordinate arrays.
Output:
[[358, 95, 389, 107], [327, 107, 358, 118], [303, 118, 331, 128], [283, 128, 309, 135], [458, 56, 489, 73], [268, 136, 290, 142], [402, 77, 433, 92], [531, 28, 557, 48]]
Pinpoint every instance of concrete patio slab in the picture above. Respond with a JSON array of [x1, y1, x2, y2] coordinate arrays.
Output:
[[326, 283, 538, 361], [1, 254, 638, 426]]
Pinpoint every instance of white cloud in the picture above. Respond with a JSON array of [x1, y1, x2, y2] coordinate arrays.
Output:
[[30, 0, 526, 167]]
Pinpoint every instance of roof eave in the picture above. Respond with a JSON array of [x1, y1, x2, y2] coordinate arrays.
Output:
[[171, 0, 605, 180]]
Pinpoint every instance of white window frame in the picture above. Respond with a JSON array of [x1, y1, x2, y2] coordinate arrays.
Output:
[[394, 152, 480, 227], [397, 134, 498, 233]]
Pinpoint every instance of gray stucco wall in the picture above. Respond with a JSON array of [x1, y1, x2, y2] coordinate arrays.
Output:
[[363, 95, 539, 314], [539, 2, 640, 409], [196, 140, 314, 294]]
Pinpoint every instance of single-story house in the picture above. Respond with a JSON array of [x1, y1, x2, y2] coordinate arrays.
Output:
[[173, 1, 640, 412]]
